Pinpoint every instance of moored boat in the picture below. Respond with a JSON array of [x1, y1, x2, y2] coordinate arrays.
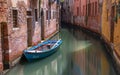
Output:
[[23, 39, 62, 62]]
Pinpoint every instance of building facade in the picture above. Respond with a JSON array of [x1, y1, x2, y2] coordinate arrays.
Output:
[[62, 0, 102, 33], [0, 0, 60, 73], [102, 0, 120, 70]]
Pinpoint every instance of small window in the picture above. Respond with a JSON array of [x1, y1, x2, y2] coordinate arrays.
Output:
[[88, 3, 91, 16], [95, 2, 97, 15], [92, 3, 94, 16], [49, 10, 51, 20], [83, 6, 85, 16], [77, 7, 79, 16], [27, 11, 32, 16], [13, 9, 18, 28], [35, 9, 38, 21]]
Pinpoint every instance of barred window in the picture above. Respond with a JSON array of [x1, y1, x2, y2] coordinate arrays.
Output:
[[13, 9, 18, 28]]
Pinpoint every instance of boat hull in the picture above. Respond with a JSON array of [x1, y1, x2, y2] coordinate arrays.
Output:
[[24, 47, 60, 61], [23, 39, 62, 62]]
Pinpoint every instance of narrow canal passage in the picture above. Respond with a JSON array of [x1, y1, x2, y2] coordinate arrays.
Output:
[[6, 26, 117, 75]]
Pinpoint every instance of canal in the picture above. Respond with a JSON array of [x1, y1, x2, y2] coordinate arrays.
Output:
[[6, 26, 117, 75]]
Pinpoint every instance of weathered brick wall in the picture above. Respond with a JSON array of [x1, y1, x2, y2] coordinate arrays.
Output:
[[7, 0, 41, 62], [71, 0, 101, 33], [7, 1, 27, 62], [87, 15, 101, 33], [0, 0, 8, 71], [44, 1, 58, 39], [0, 25, 3, 71], [73, 0, 80, 16], [32, 22, 41, 45], [30, 0, 41, 45]]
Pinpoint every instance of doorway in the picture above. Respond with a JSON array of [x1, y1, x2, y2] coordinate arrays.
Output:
[[1, 22, 9, 69], [27, 18, 33, 47], [41, 9, 44, 40]]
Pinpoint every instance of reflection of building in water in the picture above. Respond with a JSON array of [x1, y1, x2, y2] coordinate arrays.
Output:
[[70, 29, 116, 75], [72, 40, 116, 75]]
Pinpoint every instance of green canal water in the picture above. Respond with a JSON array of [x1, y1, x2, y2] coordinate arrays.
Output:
[[6, 27, 117, 75]]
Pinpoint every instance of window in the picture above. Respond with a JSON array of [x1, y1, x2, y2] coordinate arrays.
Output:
[[77, 7, 79, 16], [13, 9, 18, 28], [86, 5, 88, 16], [49, 10, 51, 20], [46, 10, 48, 20], [88, 3, 91, 16], [83, 6, 84, 16], [53, 11, 56, 19], [95, 2, 97, 15], [35, 9, 38, 21], [83, 6, 85, 16], [92, 3, 94, 16], [94, 2, 95, 16], [27, 11, 32, 16], [84, 6, 86, 16]]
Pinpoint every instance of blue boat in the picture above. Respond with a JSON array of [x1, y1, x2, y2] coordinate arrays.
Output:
[[24, 39, 62, 62]]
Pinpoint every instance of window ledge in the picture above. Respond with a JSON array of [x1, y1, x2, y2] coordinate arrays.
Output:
[[13, 27, 20, 31]]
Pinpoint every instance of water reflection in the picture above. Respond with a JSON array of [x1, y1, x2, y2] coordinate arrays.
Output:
[[68, 28, 117, 75], [6, 27, 117, 75]]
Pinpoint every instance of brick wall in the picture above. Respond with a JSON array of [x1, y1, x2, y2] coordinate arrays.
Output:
[[0, 0, 8, 71], [30, 0, 41, 45], [32, 22, 41, 45], [71, 0, 101, 33], [43, 0, 58, 39], [0, 0, 59, 72], [7, 1, 27, 62]]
